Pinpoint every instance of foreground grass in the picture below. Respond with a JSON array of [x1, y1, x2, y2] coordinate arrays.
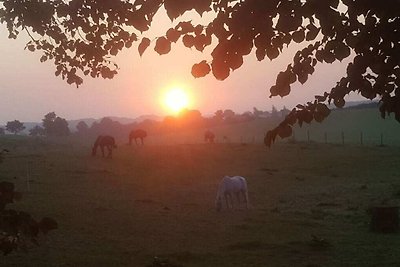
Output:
[[1, 137, 400, 266]]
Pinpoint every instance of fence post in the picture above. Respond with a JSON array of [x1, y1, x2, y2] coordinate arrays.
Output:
[[380, 133, 384, 146], [307, 130, 310, 143], [324, 132, 327, 144]]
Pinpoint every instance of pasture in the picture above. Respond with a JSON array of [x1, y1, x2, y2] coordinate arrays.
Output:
[[1, 136, 400, 266]]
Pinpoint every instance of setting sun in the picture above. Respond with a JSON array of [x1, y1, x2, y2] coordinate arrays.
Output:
[[163, 87, 190, 114]]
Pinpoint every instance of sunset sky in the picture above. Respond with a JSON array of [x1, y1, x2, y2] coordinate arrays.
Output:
[[0, 9, 361, 125]]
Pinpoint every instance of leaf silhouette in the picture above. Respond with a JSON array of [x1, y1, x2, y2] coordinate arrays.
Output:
[[138, 37, 151, 57], [154, 37, 171, 55]]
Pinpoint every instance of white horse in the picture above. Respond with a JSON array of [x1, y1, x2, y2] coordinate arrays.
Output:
[[215, 176, 249, 211]]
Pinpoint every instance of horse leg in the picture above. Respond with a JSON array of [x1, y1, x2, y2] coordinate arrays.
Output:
[[226, 193, 234, 209], [229, 193, 235, 209], [241, 190, 249, 209], [101, 146, 105, 157], [108, 146, 112, 158], [224, 193, 230, 209]]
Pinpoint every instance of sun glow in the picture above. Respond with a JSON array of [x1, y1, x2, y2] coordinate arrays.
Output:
[[163, 87, 191, 114]]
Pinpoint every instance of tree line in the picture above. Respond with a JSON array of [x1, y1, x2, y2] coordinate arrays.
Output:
[[0, 106, 291, 138]]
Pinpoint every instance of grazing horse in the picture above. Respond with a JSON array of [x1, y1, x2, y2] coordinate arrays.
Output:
[[204, 130, 215, 143], [215, 176, 249, 211], [129, 129, 147, 146], [92, 135, 117, 158]]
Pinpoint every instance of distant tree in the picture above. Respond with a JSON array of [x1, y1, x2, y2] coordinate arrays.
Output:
[[223, 109, 235, 122], [271, 106, 279, 118], [76, 121, 89, 134], [53, 117, 70, 136], [42, 112, 70, 136], [5, 120, 25, 135], [162, 116, 176, 132], [241, 111, 254, 121], [42, 112, 57, 135], [0, 128, 4, 135], [90, 117, 122, 135], [29, 125, 46, 136], [280, 106, 291, 117], [2, 1, 399, 146], [253, 107, 263, 118], [177, 109, 204, 127], [214, 110, 224, 122]]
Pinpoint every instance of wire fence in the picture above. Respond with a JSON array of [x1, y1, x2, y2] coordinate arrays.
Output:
[[200, 129, 400, 147], [290, 129, 399, 146]]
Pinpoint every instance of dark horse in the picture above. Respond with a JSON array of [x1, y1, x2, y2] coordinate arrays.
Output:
[[92, 135, 117, 158], [204, 130, 215, 143], [129, 129, 147, 146]]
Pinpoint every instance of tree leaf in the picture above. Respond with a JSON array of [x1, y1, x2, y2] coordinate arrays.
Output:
[[191, 60, 211, 78], [154, 37, 171, 55], [166, 28, 180, 43], [211, 59, 230, 81], [138, 37, 151, 57], [182, 34, 195, 48], [334, 98, 345, 108]]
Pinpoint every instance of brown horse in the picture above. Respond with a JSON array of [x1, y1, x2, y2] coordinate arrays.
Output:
[[204, 130, 215, 143], [92, 135, 117, 158], [129, 129, 147, 146]]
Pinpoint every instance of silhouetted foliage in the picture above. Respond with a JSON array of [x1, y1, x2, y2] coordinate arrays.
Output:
[[29, 125, 46, 136], [271, 106, 279, 118], [1, 1, 399, 145], [214, 110, 224, 123], [253, 107, 263, 118], [42, 112, 70, 136], [223, 109, 235, 121], [0, 152, 57, 255], [89, 117, 123, 136], [76, 121, 89, 135], [177, 109, 204, 127], [5, 120, 25, 135]]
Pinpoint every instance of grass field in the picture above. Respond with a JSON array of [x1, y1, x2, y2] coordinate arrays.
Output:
[[1, 135, 400, 267]]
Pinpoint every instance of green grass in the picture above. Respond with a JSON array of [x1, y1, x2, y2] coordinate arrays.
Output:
[[292, 108, 400, 146], [1, 131, 400, 266]]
